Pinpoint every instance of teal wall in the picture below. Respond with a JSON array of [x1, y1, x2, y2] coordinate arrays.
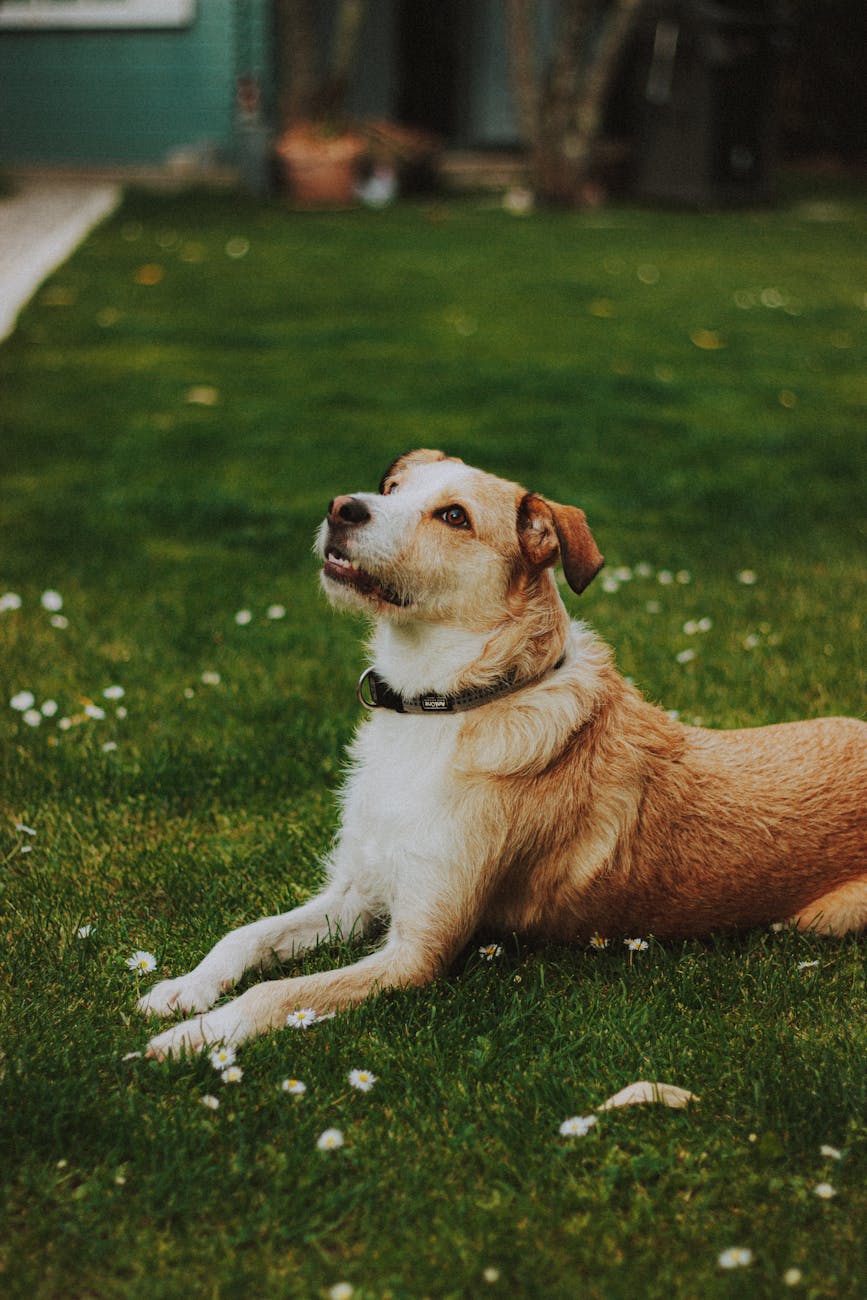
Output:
[[0, 0, 537, 168], [0, 0, 271, 166]]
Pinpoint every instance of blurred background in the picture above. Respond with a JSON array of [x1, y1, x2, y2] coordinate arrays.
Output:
[[0, 0, 864, 209]]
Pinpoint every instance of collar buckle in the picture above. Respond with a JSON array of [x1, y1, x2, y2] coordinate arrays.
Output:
[[356, 666, 380, 710]]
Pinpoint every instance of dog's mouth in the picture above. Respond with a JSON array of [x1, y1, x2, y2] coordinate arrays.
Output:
[[323, 547, 408, 608]]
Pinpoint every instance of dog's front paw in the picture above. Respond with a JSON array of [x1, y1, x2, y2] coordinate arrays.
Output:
[[144, 1002, 252, 1060], [138, 971, 225, 1019]]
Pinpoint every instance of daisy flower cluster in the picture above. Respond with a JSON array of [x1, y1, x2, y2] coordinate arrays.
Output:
[[586, 935, 650, 956], [714, 1141, 845, 1279], [1, 588, 67, 626], [9, 675, 127, 745], [589, 560, 771, 672], [4, 586, 293, 740], [203, 1045, 243, 1087], [233, 604, 287, 626], [186, 1006, 380, 1157], [597, 561, 692, 598], [717, 1246, 753, 1271]]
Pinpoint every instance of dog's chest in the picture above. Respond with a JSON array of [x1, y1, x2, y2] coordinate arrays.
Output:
[[339, 714, 462, 889]]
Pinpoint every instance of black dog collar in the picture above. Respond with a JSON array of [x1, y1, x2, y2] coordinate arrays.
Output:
[[356, 655, 566, 715]]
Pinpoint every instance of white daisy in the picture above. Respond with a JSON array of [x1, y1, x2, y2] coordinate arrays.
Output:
[[281, 1078, 307, 1096], [266, 604, 286, 620], [103, 685, 125, 701], [126, 950, 157, 975], [234, 609, 253, 626], [84, 704, 106, 721], [718, 1247, 753, 1270], [77, 924, 93, 939], [201, 1095, 220, 1110], [23, 710, 42, 727], [348, 1069, 377, 1093], [820, 1144, 842, 1160], [41, 590, 63, 612], [813, 1182, 836, 1200], [221, 1066, 243, 1085], [209, 1045, 236, 1070], [286, 1008, 319, 1029], [559, 1115, 597, 1137], [328, 1284, 354, 1300], [316, 1128, 344, 1151], [783, 1268, 802, 1287], [201, 671, 221, 686], [0, 592, 22, 612], [50, 615, 69, 630], [676, 648, 697, 664], [589, 934, 610, 950], [41, 700, 58, 717], [10, 691, 35, 712], [478, 943, 503, 960], [624, 938, 649, 952]]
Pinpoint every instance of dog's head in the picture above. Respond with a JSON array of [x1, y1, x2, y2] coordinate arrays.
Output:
[[317, 450, 603, 626]]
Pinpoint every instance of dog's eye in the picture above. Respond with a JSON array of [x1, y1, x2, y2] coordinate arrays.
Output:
[[438, 505, 470, 529]]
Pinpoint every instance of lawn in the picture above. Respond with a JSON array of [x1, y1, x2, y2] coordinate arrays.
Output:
[[0, 180, 865, 1299]]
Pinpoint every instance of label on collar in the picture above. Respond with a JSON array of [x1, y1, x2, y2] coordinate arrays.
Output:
[[420, 696, 451, 711]]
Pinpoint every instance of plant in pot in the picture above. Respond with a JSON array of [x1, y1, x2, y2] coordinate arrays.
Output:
[[273, 0, 370, 207]]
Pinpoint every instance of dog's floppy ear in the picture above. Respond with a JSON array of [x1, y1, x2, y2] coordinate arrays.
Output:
[[518, 493, 604, 594]]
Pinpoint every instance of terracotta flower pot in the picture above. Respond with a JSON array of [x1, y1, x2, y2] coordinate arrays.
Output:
[[275, 124, 368, 208]]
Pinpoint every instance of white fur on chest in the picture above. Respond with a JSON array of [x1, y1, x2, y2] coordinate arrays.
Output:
[[333, 711, 464, 910]]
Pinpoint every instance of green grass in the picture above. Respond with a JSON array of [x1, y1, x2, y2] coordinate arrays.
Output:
[[1, 180, 865, 1299]]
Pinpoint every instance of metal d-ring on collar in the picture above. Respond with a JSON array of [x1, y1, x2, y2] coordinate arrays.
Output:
[[356, 654, 566, 715]]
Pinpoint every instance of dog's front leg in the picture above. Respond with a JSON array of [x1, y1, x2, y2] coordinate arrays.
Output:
[[138, 882, 373, 1020], [143, 914, 460, 1059]]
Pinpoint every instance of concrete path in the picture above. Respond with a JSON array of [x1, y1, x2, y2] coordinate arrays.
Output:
[[0, 176, 122, 341]]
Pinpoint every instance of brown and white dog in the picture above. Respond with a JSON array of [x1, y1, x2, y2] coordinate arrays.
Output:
[[141, 450, 867, 1057]]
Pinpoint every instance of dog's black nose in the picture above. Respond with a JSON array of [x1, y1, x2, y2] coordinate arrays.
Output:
[[328, 495, 371, 526]]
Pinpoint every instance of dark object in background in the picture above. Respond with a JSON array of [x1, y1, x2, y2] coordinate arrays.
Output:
[[634, 1, 791, 207]]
